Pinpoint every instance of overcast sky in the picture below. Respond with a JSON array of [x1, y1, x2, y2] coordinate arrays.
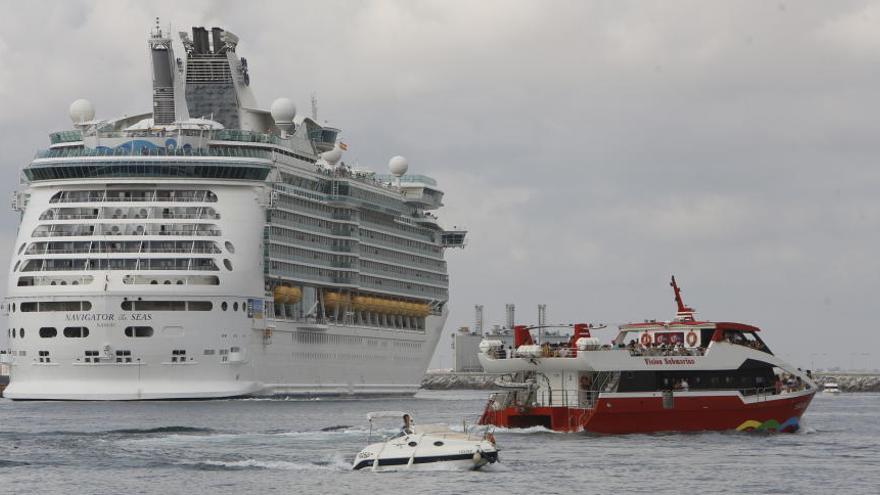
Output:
[[1, 0, 878, 371]]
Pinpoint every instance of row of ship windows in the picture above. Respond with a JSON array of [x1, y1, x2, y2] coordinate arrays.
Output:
[[292, 331, 423, 350], [267, 260, 446, 296], [32, 223, 222, 237], [267, 226, 355, 252], [359, 229, 441, 254], [346, 184, 404, 211], [5, 300, 247, 313], [266, 216, 438, 252], [17, 274, 221, 287], [360, 260, 449, 284], [39, 206, 220, 221], [22, 240, 226, 255], [28, 348, 241, 364], [275, 196, 343, 219], [16, 258, 227, 272], [359, 274, 448, 298], [362, 245, 446, 271], [291, 351, 422, 362], [270, 210, 354, 236], [50, 189, 218, 203], [361, 211, 436, 242], [268, 244, 352, 267]]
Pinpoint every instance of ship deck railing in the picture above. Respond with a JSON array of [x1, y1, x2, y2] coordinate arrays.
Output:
[[488, 344, 706, 360], [35, 146, 272, 160]]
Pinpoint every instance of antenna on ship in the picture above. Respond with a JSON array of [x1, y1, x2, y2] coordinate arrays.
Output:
[[670, 275, 696, 322], [311, 92, 319, 121]]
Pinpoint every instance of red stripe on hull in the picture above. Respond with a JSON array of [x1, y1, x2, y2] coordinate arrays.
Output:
[[480, 392, 814, 434]]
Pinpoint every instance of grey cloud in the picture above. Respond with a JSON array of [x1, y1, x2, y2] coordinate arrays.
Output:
[[0, 0, 877, 371]]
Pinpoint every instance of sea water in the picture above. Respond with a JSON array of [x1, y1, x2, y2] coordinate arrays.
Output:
[[0, 391, 876, 494]]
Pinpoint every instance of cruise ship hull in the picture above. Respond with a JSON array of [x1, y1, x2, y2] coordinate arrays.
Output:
[[4, 311, 446, 401]]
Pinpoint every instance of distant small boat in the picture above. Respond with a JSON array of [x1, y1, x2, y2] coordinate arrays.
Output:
[[823, 382, 841, 394]]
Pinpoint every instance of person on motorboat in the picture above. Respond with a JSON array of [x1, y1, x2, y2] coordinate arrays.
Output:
[[401, 414, 414, 435]]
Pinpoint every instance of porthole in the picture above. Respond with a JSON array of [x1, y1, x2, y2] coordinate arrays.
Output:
[[19, 328, 25, 338], [241, 303, 247, 313], [408, 441, 418, 447], [11, 303, 15, 312], [124, 326, 154, 338], [163, 280, 171, 285], [433, 441, 444, 447], [233, 302, 239, 311], [223, 259, 233, 271], [225, 241, 235, 254], [63, 327, 89, 338], [176, 280, 184, 285], [221, 302, 228, 311], [39, 327, 57, 338], [150, 280, 158, 285]]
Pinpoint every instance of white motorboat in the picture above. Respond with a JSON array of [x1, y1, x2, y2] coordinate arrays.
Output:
[[823, 382, 841, 394], [353, 411, 499, 471]]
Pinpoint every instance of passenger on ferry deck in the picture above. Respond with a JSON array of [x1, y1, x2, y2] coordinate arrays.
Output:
[[679, 379, 689, 391]]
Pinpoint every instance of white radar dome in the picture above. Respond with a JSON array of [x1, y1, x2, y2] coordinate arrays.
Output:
[[322, 147, 343, 165], [69, 99, 95, 124], [270, 97, 297, 124], [388, 155, 408, 177]]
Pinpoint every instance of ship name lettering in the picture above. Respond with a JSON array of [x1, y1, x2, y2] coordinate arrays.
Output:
[[66, 313, 114, 321], [643, 357, 696, 365]]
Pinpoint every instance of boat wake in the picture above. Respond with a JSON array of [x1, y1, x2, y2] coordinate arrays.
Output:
[[179, 454, 351, 472]]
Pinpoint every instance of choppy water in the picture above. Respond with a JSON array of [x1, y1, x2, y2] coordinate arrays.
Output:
[[0, 391, 877, 494]]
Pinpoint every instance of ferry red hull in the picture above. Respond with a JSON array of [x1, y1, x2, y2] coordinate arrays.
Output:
[[480, 392, 814, 434]]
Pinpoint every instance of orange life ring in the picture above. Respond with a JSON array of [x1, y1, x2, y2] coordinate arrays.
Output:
[[686, 331, 698, 347], [640, 333, 652, 346]]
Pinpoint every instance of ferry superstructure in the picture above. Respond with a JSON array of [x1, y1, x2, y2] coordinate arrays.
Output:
[[1, 23, 466, 400], [477, 278, 816, 433]]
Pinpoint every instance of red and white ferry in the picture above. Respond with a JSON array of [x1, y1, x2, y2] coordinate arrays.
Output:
[[477, 277, 816, 434]]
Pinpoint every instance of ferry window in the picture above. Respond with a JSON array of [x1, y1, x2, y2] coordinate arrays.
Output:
[[18, 243, 26, 255], [124, 326, 153, 338], [13, 260, 20, 271], [63, 327, 89, 338], [241, 303, 247, 313], [225, 241, 235, 254], [39, 327, 57, 338], [223, 259, 233, 271], [233, 302, 239, 311], [221, 302, 228, 311]]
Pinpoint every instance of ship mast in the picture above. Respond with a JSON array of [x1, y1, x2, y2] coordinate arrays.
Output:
[[670, 275, 696, 321]]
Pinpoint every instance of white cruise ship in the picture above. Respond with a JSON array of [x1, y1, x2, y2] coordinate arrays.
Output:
[[1, 23, 466, 400]]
